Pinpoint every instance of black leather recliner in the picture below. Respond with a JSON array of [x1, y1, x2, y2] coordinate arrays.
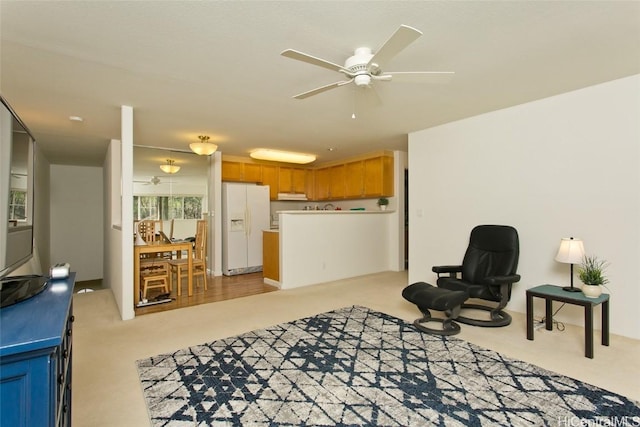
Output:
[[433, 225, 521, 327]]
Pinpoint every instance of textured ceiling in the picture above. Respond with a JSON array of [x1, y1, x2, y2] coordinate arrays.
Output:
[[1, 1, 639, 167]]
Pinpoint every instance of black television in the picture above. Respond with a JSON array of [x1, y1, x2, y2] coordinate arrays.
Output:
[[0, 95, 35, 279]]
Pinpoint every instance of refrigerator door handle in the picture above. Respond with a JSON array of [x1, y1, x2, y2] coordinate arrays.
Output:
[[245, 207, 251, 237]]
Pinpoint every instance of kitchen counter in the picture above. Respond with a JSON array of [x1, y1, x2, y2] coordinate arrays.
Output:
[[270, 210, 396, 289], [277, 209, 393, 214]]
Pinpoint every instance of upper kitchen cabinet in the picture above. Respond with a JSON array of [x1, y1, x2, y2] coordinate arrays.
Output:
[[278, 167, 308, 195], [314, 165, 346, 200], [344, 158, 395, 199], [261, 165, 279, 200], [329, 165, 346, 199], [345, 161, 364, 198], [313, 167, 331, 200], [362, 155, 393, 197], [221, 160, 262, 183], [315, 152, 394, 200], [221, 150, 393, 201]]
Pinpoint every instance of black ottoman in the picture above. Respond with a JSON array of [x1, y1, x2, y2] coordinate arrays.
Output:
[[402, 282, 469, 335]]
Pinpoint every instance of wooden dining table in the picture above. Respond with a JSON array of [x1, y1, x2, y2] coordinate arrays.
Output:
[[133, 237, 193, 308]]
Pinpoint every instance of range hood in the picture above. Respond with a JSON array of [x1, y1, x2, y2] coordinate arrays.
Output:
[[277, 192, 308, 201]]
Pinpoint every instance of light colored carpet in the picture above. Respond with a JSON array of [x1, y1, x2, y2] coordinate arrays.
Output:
[[72, 271, 640, 427]]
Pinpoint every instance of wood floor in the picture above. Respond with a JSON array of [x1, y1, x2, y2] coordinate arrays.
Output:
[[134, 272, 278, 315], [75, 273, 278, 316]]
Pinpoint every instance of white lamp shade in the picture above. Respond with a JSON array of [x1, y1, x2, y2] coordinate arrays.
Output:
[[190, 141, 218, 156], [190, 135, 217, 156], [159, 165, 178, 173], [159, 159, 180, 174], [554, 238, 585, 264]]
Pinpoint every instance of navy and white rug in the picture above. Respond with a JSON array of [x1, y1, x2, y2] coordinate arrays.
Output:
[[137, 306, 639, 426]]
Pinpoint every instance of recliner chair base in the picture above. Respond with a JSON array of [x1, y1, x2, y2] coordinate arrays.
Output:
[[454, 303, 512, 327], [413, 311, 462, 336], [402, 282, 469, 336]]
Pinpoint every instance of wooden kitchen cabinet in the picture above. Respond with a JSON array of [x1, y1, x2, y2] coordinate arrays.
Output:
[[223, 151, 393, 201], [313, 165, 345, 200], [363, 155, 393, 197], [278, 167, 307, 194], [314, 167, 331, 200], [329, 165, 345, 199], [340, 155, 394, 199], [312, 154, 393, 200], [221, 161, 262, 183], [345, 161, 364, 198], [221, 161, 243, 181], [261, 165, 279, 199], [263, 230, 279, 282], [243, 163, 262, 182]]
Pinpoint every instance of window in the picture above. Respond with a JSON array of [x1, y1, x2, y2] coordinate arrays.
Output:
[[9, 190, 26, 221], [134, 196, 203, 221]]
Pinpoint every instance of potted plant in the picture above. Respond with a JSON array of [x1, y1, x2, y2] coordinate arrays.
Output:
[[576, 255, 609, 298], [377, 197, 389, 210]]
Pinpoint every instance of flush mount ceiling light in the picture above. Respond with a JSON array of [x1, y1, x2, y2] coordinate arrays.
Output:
[[250, 149, 316, 164], [159, 159, 180, 174], [189, 135, 218, 156]]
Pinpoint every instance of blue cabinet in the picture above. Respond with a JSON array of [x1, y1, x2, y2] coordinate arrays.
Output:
[[0, 274, 75, 426]]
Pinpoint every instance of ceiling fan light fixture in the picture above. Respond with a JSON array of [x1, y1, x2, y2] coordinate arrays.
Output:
[[250, 149, 316, 164], [190, 135, 218, 156], [159, 159, 180, 174], [354, 74, 371, 87]]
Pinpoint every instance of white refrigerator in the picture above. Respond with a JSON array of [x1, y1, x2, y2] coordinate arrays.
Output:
[[222, 183, 271, 276]]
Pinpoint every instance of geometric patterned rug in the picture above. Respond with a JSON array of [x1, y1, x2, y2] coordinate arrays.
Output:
[[137, 306, 640, 426]]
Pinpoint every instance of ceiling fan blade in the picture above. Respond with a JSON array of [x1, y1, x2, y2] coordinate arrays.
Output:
[[281, 49, 349, 73], [367, 25, 422, 72], [386, 71, 455, 84], [293, 80, 353, 99], [358, 85, 383, 107]]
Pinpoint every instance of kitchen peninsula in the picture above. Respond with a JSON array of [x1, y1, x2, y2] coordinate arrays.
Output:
[[263, 209, 394, 289]]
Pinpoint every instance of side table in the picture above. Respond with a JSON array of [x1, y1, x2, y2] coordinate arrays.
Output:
[[526, 284, 609, 358]]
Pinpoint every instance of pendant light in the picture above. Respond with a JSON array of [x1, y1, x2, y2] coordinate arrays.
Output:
[[159, 159, 180, 174], [190, 135, 218, 156]]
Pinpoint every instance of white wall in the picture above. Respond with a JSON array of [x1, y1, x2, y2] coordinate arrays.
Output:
[[104, 139, 120, 298], [279, 211, 395, 289], [120, 106, 135, 320], [408, 74, 640, 339], [50, 164, 103, 281]]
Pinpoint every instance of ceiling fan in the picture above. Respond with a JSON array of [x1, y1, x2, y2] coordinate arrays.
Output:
[[134, 176, 162, 186], [281, 24, 454, 100]]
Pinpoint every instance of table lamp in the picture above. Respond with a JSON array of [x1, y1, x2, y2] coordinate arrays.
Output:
[[555, 237, 585, 292]]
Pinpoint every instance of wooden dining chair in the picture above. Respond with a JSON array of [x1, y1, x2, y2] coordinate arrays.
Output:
[[168, 220, 208, 296], [137, 220, 172, 301], [137, 220, 157, 242], [140, 260, 170, 301], [138, 219, 173, 260]]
